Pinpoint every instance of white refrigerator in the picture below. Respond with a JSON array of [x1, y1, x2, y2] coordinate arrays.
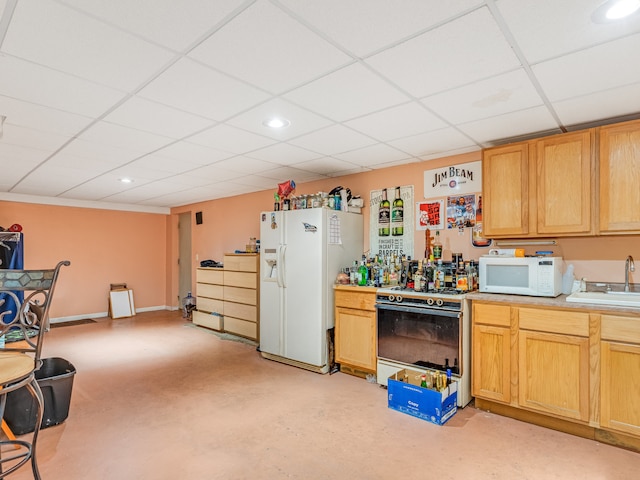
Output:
[[259, 208, 364, 373]]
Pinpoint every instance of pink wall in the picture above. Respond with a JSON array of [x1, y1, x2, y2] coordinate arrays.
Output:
[[1, 202, 167, 319], [3, 151, 638, 320]]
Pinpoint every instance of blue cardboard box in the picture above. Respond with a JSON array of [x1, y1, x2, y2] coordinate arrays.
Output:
[[387, 369, 457, 425]]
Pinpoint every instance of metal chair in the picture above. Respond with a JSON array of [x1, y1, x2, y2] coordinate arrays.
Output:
[[0, 261, 70, 479]]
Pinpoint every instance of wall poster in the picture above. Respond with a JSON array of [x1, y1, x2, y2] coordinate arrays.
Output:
[[416, 199, 444, 231], [370, 185, 414, 259], [423, 160, 481, 198], [446, 194, 476, 229]]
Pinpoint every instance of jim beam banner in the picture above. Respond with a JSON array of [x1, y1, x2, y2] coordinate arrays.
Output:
[[370, 185, 414, 259], [423, 160, 481, 198]]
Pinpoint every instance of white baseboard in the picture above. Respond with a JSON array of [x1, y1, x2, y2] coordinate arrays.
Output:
[[49, 305, 175, 323]]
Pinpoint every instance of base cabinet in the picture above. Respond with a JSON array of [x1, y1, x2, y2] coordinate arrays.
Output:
[[334, 287, 377, 376], [600, 314, 640, 436]]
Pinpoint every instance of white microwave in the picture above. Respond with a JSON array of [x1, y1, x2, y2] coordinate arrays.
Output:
[[479, 256, 563, 297]]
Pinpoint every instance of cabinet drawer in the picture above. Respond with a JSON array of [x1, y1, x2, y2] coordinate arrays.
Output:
[[335, 290, 376, 311], [224, 316, 257, 340], [193, 310, 223, 331], [519, 307, 589, 336], [224, 271, 257, 289], [601, 314, 640, 343], [473, 302, 511, 327], [223, 286, 256, 305], [197, 268, 223, 284], [224, 301, 257, 322], [223, 254, 257, 272], [197, 297, 223, 315], [197, 283, 223, 299]]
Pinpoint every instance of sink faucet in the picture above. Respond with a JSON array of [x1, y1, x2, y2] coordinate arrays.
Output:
[[625, 255, 635, 292]]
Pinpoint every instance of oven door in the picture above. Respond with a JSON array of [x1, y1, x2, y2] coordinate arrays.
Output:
[[376, 303, 461, 374]]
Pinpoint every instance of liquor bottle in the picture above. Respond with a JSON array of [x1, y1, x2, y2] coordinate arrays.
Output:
[[425, 260, 435, 292], [432, 230, 442, 260], [420, 374, 427, 388], [378, 188, 390, 237], [435, 259, 445, 291], [358, 259, 368, 286], [391, 186, 404, 236], [455, 260, 468, 292], [446, 369, 452, 387], [414, 260, 423, 291]]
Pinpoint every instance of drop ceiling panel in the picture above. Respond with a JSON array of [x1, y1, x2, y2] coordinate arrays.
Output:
[[152, 141, 233, 166], [189, 1, 352, 94], [0, 96, 93, 136], [258, 166, 326, 183], [75, 122, 174, 155], [0, 56, 126, 117], [388, 127, 476, 158], [496, 0, 640, 63], [122, 154, 208, 175], [2, 124, 72, 153], [58, 0, 248, 51], [457, 106, 561, 145], [59, 138, 148, 166], [333, 143, 411, 167], [366, 7, 521, 98], [532, 33, 640, 101], [187, 124, 275, 154], [345, 102, 448, 142], [226, 98, 334, 140], [552, 82, 640, 126], [3, 0, 175, 91], [247, 142, 322, 165], [289, 124, 376, 155], [291, 157, 361, 175], [209, 156, 279, 174], [421, 69, 545, 125], [279, 0, 484, 57], [283, 63, 409, 122], [137, 58, 270, 121], [103, 97, 216, 139]]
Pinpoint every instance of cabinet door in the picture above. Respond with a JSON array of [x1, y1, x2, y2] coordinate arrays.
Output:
[[601, 341, 640, 436], [335, 307, 376, 372], [535, 130, 594, 235], [482, 143, 529, 236], [599, 120, 640, 233], [518, 330, 589, 421], [472, 324, 511, 403]]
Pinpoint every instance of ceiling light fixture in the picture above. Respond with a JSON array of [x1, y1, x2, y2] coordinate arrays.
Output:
[[262, 117, 290, 129], [119, 177, 133, 184], [592, 0, 640, 23]]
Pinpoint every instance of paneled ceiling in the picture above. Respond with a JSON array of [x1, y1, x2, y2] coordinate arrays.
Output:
[[1, 0, 639, 211]]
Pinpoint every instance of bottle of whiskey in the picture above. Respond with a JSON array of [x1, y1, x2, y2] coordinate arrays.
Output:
[[391, 186, 404, 236], [432, 230, 442, 260], [378, 188, 390, 237]]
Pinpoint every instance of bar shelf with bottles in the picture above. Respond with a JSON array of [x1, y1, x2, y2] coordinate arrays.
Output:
[[339, 252, 479, 294]]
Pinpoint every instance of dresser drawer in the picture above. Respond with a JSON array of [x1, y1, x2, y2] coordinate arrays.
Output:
[[197, 268, 223, 284], [473, 302, 511, 327], [518, 307, 589, 336], [224, 301, 257, 322], [224, 316, 257, 340], [193, 310, 223, 331], [224, 271, 257, 289], [223, 286, 256, 305], [197, 283, 223, 299], [335, 290, 376, 311], [223, 254, 257, 272], [197, 297, 224, 315]]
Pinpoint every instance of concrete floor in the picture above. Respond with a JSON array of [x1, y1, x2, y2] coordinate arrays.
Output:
[[6, 310, 640, 479]]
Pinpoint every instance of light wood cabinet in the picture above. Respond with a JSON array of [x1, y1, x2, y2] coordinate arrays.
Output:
[[600, 314, 640, 436], [472, 303, 512, 403], [598, 119, 640, 234], [482, 129, 594, 237], [334, 287, 377, 376], [194, 254, 259, 341], [222, 254, 259, 341], [194, 267, 224, 331]]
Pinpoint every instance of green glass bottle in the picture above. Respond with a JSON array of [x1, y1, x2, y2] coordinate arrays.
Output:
[[378, 188, 390, 237], [391, 186, 404, 236]]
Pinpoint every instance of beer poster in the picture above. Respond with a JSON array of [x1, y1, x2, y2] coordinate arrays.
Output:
[[416, 200, 444, 230], [370, 185, 414, 259]]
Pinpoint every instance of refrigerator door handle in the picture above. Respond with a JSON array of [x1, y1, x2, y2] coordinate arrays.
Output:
[[278, 244, 287, 288]]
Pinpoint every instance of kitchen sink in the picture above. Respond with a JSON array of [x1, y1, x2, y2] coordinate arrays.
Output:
[[566, 290, 640, 308]]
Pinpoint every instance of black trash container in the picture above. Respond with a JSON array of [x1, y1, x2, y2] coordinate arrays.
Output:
[[4, 357, 76, 435]]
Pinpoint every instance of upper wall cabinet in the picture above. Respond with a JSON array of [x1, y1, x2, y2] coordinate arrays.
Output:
[[483, 129, 594, 238], [599, 119, 640, 235]]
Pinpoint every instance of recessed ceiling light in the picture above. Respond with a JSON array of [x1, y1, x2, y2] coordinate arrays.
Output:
[[119, 177, 133, 184], [262, 117, 290, 129], [592, 0, 640, 23]]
